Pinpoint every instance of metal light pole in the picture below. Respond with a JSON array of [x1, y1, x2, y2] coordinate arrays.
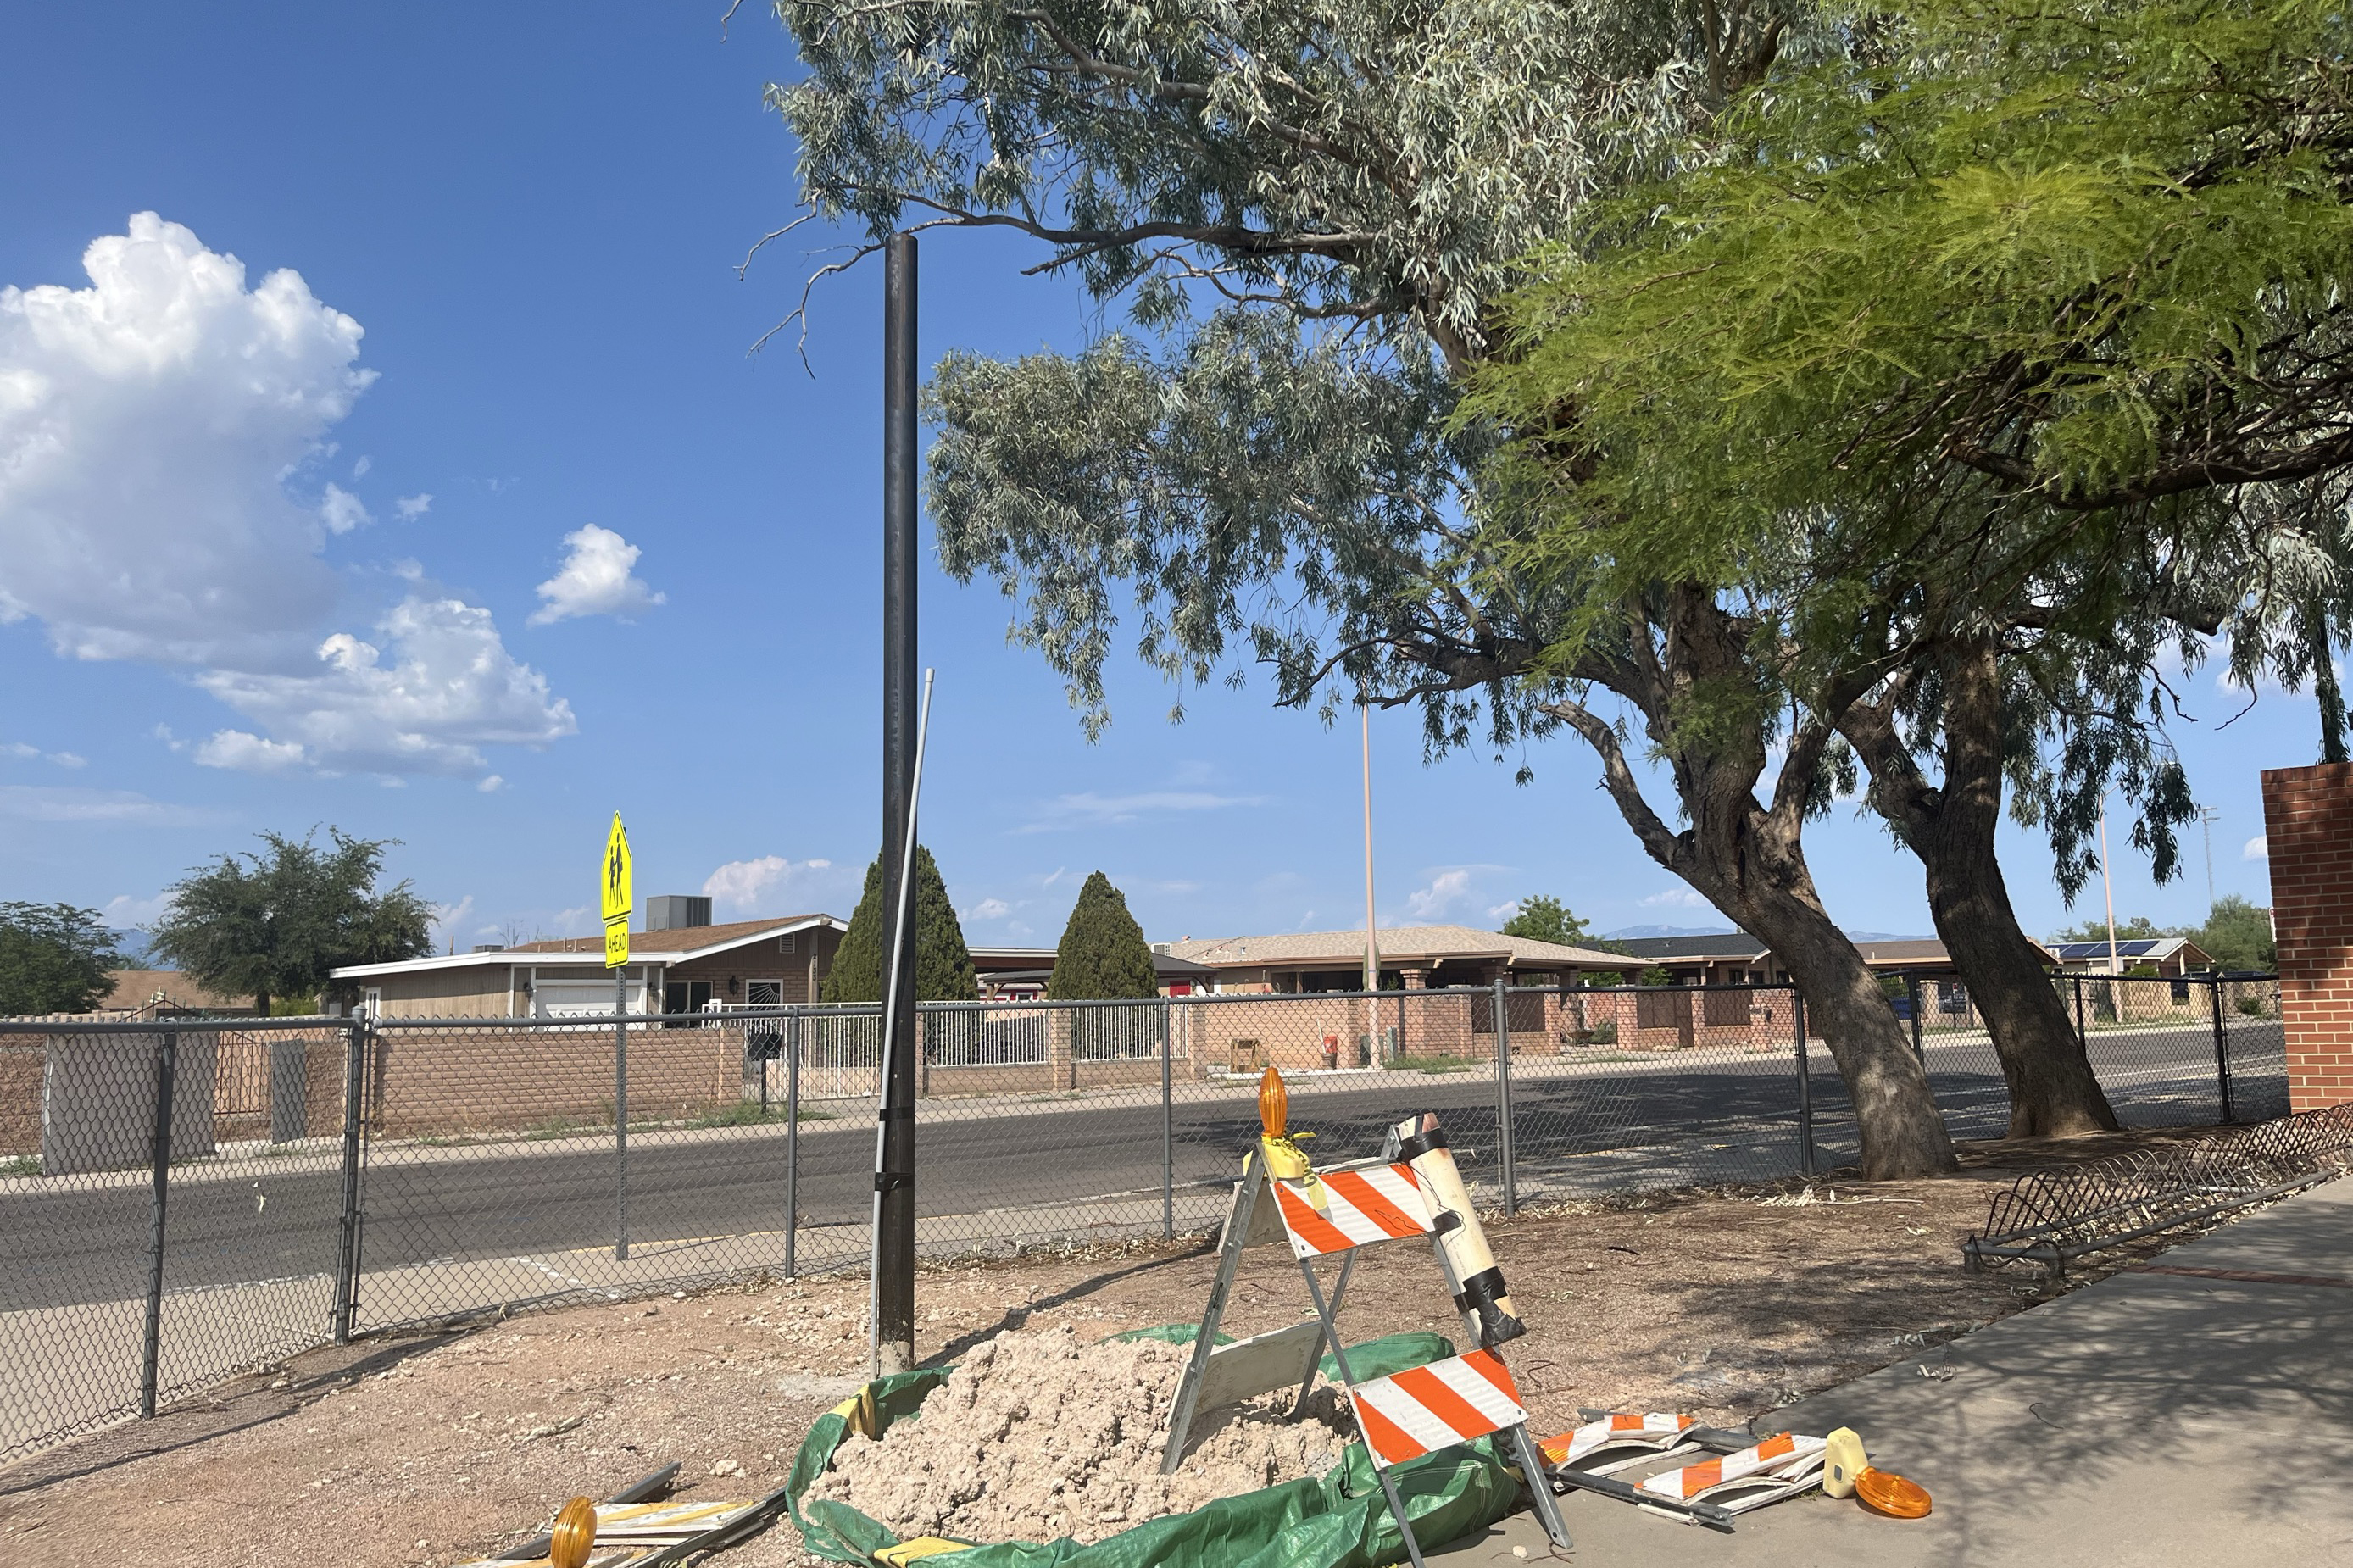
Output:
[[2098, 793, 2121, 975], [2197, 805, 2221, 913], [872, 231, 920, 1376]]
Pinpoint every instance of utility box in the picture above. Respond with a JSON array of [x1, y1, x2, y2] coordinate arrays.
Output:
[[645, 894, 713, 932]]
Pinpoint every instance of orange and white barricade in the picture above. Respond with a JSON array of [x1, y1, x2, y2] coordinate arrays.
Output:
[[1638, 1432, 1827, 1515], [1159, 1079, 1570, 1568]]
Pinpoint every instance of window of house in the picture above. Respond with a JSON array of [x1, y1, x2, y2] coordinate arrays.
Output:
[[663, 980, 712, 1022], [748, 979, 783, 1007]]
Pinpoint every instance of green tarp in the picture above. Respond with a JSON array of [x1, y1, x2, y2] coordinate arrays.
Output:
[[785, 1327, 1522, 1568]]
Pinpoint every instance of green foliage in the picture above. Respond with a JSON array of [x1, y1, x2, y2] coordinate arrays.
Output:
[[1499, 895, 1616, 951], [1049, 871, 1160, 1000], [822, 846, 978, 1003], [0, 903, 125, 1015], [147, 829, 432, 1013], [2190, 896, 2276, 971], [1637, 965, 1673, 987], [1482, 0, 2353, 546], [2053, 915, 2162, 945]]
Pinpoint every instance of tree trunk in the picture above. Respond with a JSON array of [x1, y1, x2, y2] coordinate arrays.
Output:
[[254, 989, 271, 1016], [1844, 637, 2117, 1137], [1551, 587, 1957, 1180]]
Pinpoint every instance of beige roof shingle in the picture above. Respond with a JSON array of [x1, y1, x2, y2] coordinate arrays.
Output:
[[1162, 924, 1639, 970]]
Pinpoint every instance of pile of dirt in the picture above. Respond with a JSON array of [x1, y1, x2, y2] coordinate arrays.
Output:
[[805, 1326, 1351, 1544]]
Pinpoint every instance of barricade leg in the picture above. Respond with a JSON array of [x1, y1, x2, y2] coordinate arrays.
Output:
[[1297, 1254, 1428, 1568]]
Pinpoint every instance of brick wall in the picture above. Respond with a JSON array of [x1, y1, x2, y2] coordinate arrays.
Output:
[[2261, 763, 2353, 1110], [367, 1024, 742, 1139], [0, 1045, 40, 1158]]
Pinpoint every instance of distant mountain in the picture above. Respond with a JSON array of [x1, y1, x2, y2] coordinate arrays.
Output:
[[1603, 924, 1738, 940], [108, 929, 157, 966], [1844, 930, 1936, 942]]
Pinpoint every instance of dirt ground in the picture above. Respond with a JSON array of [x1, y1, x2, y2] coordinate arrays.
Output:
[[0, 1131, 2225, 1568]]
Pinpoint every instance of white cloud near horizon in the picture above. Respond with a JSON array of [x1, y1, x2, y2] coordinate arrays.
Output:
[[0, 784, 220, 826], [531, 524, 665, 625], [1403, 869, 1477, 921], [1021, 789, 1260, 832], [1642, 887, 1715, 909], [103, 892, 171, 927], [2245, 835, 2269, 860]]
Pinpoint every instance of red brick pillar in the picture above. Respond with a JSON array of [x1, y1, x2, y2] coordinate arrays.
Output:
[[2261, 763, 2353, 1110]]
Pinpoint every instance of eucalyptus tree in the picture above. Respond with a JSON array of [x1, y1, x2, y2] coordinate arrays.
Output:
[[765, 0, 1972, 1176]]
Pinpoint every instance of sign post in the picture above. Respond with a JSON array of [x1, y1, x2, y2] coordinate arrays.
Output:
[[604, 813, 632, 1262]]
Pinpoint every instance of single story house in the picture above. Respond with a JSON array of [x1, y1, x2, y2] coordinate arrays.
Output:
[[1157, 924, 1645, 993], [1606, 931, 2056, 986], [94, 970, 254, 1018], [970, 946, 1220, 1000], [330, 909, 846, 1018], [2048, 936, 2214, 976]]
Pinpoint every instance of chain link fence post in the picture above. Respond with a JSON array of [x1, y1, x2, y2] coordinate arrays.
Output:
[[2210, 976, 2236, 1125], [139, 1024, 179, 1420], [787, 1009, 802, 1278], [1906, 972, 1925, 1063], [2072, 972, 2088, 1048], [332, 1018, 366, 1344], [1793, 990, 1815, 1176], [1493, 976, 1517, 1216]]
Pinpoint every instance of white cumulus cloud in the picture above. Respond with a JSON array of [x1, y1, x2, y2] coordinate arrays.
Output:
[[0, 215, 574, 783], [192, 595, 576, 776], [2244, 835, 2269, 861], [320, 482, 372, 534], [1403, 869, 1477, 920], [395, 493, 432, 520], [531, 524, 665, 625], [965, 898, 1014, 921], [0, 213, 370, 665], [704, 854, 839, 913], [1642, 887, 1715, 909], [193, 730, 308, 774]]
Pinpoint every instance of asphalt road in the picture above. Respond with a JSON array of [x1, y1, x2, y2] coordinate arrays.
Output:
[[1, 1020, 2280, 1318]]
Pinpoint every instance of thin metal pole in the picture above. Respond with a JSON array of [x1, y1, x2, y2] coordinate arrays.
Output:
[[332, 1019, 365, 1343], [1493, 976, 1516, 1217], [787, 1009, 802, 1278], [2211, 976, 2236, 1124], [615, 967, 629, 1263], [873, 228, 923, 1378], [1161, 999, 1175, 1240], [1907, 972, 1925, 1063], [1793, 991, 1815, 1176], [2072, 973, 2088, 1047], [140, 1026, 179, 1419], [870, 664, 935, 1377]]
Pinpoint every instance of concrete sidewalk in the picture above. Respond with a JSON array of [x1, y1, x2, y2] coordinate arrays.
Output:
[[1436, 1176, 2353, 1566]]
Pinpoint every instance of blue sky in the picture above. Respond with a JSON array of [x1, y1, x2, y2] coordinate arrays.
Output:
[[0, 3, 2314, 954]]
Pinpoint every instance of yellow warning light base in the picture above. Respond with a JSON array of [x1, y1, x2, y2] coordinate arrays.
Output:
[[1855, 1466, 1932, 1518], [1822, 1426, 1866, 1499]]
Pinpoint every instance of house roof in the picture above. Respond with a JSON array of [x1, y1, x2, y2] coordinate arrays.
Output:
[[329, 915, 843, 979], [98, 969, 246, 1011], [1851, 938, 1961, 966], [1605, 932, 1769, 962], [2050, 937, 2210, 965], [1160, 924, 1642, 971]]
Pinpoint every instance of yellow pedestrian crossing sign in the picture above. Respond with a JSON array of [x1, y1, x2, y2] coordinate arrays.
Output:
[[601, 813, 631, 970], [602, 813, 632, 923]]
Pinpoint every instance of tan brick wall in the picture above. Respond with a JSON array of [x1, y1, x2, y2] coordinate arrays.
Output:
[[0, 1044, 40, 1158], [366, 1023, 742, 1138], [2262, 763, 2353, 1111]]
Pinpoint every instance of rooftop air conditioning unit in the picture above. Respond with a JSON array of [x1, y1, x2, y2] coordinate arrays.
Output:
[[646, 894, 714, 931]]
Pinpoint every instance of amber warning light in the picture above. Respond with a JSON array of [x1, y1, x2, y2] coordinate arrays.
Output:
[[1258, 1065, 1288, 1139]]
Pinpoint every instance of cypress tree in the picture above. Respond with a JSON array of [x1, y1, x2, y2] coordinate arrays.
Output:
[[1049, 870, 1160, 999], [821, 846, 977, 1003]]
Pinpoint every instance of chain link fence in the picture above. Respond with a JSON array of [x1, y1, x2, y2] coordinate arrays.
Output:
[[0, 973, 2283, 1463]]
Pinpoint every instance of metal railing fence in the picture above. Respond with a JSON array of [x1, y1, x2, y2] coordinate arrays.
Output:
[[0, 973, 2280, 1464]]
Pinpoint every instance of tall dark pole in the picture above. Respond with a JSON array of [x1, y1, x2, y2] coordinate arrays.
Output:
[[874, 231, 920, 1375]]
